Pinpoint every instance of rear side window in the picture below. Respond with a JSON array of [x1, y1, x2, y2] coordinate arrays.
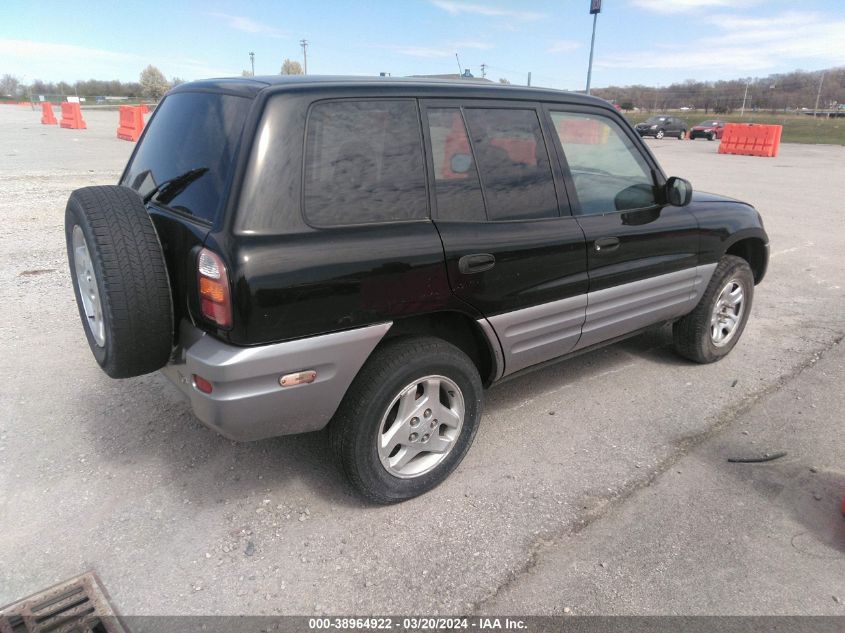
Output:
[[463, 108, 558, 221], [303, 100, 428, 226], [122, 91, 251, 223]]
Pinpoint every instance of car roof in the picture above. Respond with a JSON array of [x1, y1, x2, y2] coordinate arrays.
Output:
[[168, 75, 614, 109]]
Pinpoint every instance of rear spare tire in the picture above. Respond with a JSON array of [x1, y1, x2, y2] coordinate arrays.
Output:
[[65, 185, 173, 378]]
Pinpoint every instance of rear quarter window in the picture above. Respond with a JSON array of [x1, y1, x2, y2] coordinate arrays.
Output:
[[303, 99, 428, 227], [122, 91, 252, 223]]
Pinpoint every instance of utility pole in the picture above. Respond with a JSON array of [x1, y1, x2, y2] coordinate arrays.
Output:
[[455, 53, 463, 75], [300, 39, 308, 75], [740, 78, 751, 117], [585, 0, 601, 94], [527, 72, 531, 87], [249, 51, 255, 77], [813, 70, 826, 116], [480, 63, 487, 79]]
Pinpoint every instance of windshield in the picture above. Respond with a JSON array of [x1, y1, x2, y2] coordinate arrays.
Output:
[[643, 116, 667, 124], [697, 120, 721, 127], [122, 91, 252, 223]]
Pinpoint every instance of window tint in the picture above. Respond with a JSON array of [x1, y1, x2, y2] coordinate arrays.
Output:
[[426, 108, 486, 221], [122, 91, 251, 223], [551, 111, 656, 215], [303, 100, 428, 226], [463, 108, 558, 221]]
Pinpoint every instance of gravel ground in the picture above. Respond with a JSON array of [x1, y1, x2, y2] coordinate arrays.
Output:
[[0, 107, 843, 616]]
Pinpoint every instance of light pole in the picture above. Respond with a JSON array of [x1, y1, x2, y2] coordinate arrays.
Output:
[[585, 0, 601, 95], [813, 70, 826, 116], [300, 39, 308, 75], [740, 77, 751, 117], [249, 51, 255, 76]]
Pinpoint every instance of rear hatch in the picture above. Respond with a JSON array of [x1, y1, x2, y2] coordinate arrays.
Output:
[[119, 89, 254, 336]]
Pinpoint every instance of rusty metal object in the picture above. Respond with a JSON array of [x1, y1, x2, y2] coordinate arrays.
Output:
[[0, 572, 127, 633]]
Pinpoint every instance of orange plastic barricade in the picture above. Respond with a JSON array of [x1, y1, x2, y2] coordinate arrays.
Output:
[[718, 123, 782, 157], [116, 105, 145, 141], [40, 102, 57, 125], [59, 102, 87, 129]]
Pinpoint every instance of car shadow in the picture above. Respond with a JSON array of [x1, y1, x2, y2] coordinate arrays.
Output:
[[718, 454, 845, 557], [78, 324, 692, 507]]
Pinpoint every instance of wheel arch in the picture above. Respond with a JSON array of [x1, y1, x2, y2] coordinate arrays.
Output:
[[383, 311, 502, 386], [724, 235, 768, 284]]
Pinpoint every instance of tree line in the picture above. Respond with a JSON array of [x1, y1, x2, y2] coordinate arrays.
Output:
[[592, 67, 845, 113], [4, 64, 842, 111]]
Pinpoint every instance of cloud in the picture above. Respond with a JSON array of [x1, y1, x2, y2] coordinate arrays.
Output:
[[207, 12, 286, 38], [597, 10, 845, 73], [430, 1, 544, 21], [630, 0, 760, 13], [548, 40, 580, 54], [0, 39, 231, 83]]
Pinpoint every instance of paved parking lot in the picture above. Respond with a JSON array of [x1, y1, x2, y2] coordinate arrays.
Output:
[[0, 107, 843, 616]]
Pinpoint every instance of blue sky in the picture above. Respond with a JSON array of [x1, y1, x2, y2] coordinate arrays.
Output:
[[1, 0, 843, 89]]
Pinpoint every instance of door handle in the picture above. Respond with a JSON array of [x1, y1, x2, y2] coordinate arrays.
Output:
[[458, 253, 496, 274], [594, 237, 620, 252]]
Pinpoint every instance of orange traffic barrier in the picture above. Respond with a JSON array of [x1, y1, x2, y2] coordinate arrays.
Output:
[[59, 102, 87, 130], [40, 102, 57, 125], [116, 105, 146, 142], [718, 123, 782, 157]]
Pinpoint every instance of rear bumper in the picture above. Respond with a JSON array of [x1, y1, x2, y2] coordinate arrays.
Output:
[[160, 320, 391, 441]]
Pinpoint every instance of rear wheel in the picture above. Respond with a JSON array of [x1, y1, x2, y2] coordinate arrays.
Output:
[[673, 255, 754, 363], [678, 129, 686, 139], [65, 186, 173, 378], [329, 337, 483, 504]]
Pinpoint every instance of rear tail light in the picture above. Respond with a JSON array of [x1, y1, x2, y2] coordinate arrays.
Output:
[[197, 248, 232, 328]]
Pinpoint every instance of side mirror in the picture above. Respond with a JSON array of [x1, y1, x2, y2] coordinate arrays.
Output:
[[450, 153, 473, 174], [665, 176, 693, 206]]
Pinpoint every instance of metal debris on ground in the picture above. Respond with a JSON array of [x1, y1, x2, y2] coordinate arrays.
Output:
[[727, 451, 787, 463]]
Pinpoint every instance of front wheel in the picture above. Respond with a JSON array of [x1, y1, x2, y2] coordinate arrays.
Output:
[[329, 337, 483, 504], [673, 255, 754, 363], [655, 129, 665, 139], [708, 132, 716, 141]]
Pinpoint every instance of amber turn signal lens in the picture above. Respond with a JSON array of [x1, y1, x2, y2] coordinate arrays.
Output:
[[199, 277, 225, 302], [279, 370, 317, 387]]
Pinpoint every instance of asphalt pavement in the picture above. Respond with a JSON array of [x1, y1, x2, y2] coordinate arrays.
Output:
[[0, 108, 842, 616]]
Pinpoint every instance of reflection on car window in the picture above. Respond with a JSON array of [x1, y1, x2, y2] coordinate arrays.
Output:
[[463, 108, 558, 221], [304, 100, 428, 226], [122, 92, 251, 223], [552, 111, 656, 215], [427, 108, 486, 221]]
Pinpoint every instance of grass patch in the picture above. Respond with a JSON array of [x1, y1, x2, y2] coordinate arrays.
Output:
[[623, 112, 845, 145]]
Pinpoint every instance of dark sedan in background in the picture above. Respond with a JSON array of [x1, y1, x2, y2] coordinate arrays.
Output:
[[634, 115, 688, 139], [690, 120, 727, 140]]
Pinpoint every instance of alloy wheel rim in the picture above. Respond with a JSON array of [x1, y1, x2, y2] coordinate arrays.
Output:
[[377, 375, 465, 479], [72, 225, 106, 347], [710, 278, 745, 347]]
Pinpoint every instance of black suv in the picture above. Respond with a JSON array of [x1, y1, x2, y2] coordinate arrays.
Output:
[[635, 115, 688, 139], [65, 77, 768, 503]]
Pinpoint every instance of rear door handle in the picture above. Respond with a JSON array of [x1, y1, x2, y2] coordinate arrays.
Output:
[[594, 237, 620, 252], [458, 253, 496, 274]]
